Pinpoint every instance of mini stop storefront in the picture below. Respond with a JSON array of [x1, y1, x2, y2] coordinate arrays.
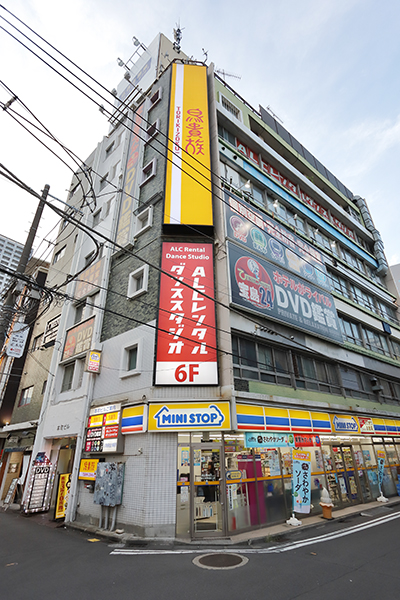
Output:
[[77, 400, 400, 539], [168, 402, 400, 538]]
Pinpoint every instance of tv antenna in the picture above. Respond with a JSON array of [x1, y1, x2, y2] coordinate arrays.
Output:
[[215, 68, 241, 81], [173, 24, 184, 53]]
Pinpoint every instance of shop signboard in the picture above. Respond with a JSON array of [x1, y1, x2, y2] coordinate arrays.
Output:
[[226, 470, 243, 481], [292, 449, 312, 514], [164, 64, 213, 227], [155, 242, 218, 385], [294, 434, 321, 447], [23, 456, 55, 514], [228, 242, 343, 344], [86, 350, 101, 373], [54, 473, 71, 520], [84, 404, 123, 454], [331, 414, 360, 434], [43, 314, 61, 346], [148, 402, 231, 432], [234, 137, 356, 242], [62, 316, 95, 361], [225, 193, 330, 291], [358, 417, 375, 434], [75, 257, 105, 300], [245, 432, 295, 448], [115, 103, 145, 248], [121, 404, 148, 434], [79, 459, 99, 481], [6, 322, 29, 358]]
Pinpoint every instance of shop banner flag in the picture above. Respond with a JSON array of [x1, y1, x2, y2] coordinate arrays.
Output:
[[292, 449, 312, 514], [377, 450, 386, 493]]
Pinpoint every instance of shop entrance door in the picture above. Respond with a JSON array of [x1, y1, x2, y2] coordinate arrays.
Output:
[[332, 445, 361, 504], [191, 445, 225, 538]]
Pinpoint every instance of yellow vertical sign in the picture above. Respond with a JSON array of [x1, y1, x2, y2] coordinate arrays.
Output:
[[164, 64, 213, 226]]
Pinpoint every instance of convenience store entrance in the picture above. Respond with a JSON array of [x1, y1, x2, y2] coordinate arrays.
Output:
[[191, 445, 224, 537]]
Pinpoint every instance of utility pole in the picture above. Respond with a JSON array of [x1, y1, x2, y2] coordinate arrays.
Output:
[[0, 184, 50, 352]]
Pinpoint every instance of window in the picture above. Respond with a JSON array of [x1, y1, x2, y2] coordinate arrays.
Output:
[[363, 327, 391, 356], [220, 94, 242, 121], [99, 173, 108, 191], [41, 380, 47, 395], [128, 347, 137, 371], [103, 197, 113, 219], [61, 363, 75, 392], [349, 284, 376, 312], [340, 367, 375, 401], [232, 336, 292, 386], [149, 87, 162, 109], [139, 159, 157, 187], [105, 141, 114, 157], [111, 161, 120, 180], [294, 354, 341, 394], [136, 206, 153, 235], [145, 119, 159, 143], [18, 386, 33, 407], [127, 265, 149, 298], [329, 272, 350, 298], [92, 210, 101, 227], [32, 334, 43, 351], [74, 301, 85, 324], [69, 183, 79, 198], [53, 246, 66, 264], [339, 317, 363, 346], [120, 341, 142, 378]]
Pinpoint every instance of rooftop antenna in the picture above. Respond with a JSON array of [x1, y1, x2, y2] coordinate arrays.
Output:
[[266, 105, 283, 124], [202, 48, 208, 64], [173, 24, 184, 53], [215, 68, 241, 81]]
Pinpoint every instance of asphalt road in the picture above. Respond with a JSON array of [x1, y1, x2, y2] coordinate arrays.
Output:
[[1, 506, 400, 600]]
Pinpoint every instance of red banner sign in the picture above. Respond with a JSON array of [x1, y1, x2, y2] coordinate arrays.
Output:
[[235, 138, 356, 242], [155, 242, 218, 385]]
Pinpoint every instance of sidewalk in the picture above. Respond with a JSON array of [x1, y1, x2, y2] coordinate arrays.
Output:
[[5, 496, 400, 547]]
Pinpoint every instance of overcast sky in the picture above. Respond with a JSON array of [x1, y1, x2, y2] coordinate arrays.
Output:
[[1, 0, 399, 268]]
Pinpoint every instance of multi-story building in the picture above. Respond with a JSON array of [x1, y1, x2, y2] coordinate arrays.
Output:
[[0, 234, 23, 302], [15, 32, 400, 539]]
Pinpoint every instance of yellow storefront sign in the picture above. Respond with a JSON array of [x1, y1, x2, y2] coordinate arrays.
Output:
[[148, 402, 231, 431], [79, 459, 99, 481], [164, 64, 213, 227]]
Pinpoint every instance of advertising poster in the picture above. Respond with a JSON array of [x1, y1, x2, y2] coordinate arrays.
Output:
[[225, 193, 330, 291], [245, 432, 295, 448], [75, 257, 105, 300], [292, 449, 312, 514], [376, 450, 386, 493], [79, 459, 99, 481], [155, 242, 218, 385], [228, 242, 343, 343]]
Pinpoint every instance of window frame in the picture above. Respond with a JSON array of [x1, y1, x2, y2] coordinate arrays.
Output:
[[127, 265, 149, 299], [119, 340, 142, 379]]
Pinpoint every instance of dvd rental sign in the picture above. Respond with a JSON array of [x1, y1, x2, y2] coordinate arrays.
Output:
[[155, 242, 218, 385], [228, 242, 343, 343]]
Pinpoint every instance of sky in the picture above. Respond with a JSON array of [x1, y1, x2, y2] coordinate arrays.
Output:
[[0, 0, 399, 268]]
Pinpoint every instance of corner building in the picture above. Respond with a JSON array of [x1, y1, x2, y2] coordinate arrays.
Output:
[[29, 33, 400, 539]]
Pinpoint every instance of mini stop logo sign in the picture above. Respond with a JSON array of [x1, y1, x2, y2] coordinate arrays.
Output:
[[155, 243, 218, 385]]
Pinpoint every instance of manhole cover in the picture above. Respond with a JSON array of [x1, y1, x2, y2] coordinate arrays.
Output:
[[193, 553, 248, 570]]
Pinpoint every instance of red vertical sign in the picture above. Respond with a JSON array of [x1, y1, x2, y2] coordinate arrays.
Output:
[[155, 242, 218, 385]]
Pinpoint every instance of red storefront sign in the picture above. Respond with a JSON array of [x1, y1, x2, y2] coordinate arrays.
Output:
[[294, 434, 321, 447], [235, 138, 356, 242], [155, 242, 218, 385]]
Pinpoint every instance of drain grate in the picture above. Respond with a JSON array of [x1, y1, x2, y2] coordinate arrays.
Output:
[[193, 553, 248, 570]]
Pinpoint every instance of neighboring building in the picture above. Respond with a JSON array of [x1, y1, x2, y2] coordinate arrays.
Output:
[[12, 32, 400, 539], [0, 234, 23, 302], [389, 263, 400, 299]]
